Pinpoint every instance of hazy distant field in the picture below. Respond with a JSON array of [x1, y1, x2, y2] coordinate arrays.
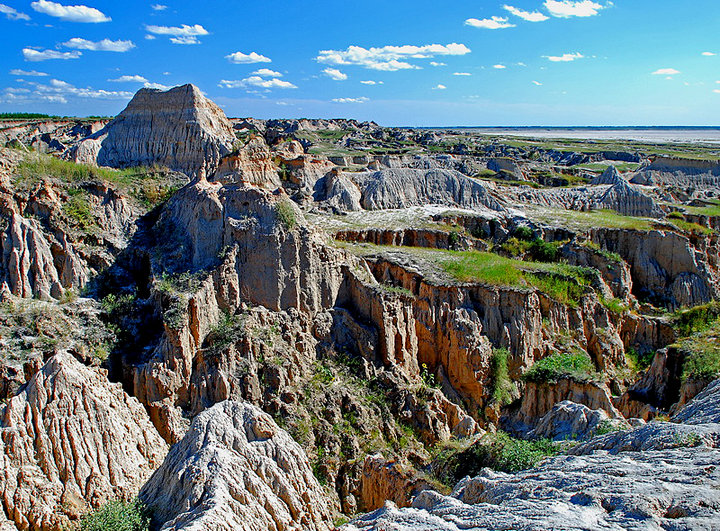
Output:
[[466, 128, 720, 144]]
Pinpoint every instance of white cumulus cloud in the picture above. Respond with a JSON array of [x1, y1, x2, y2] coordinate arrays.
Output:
[[702, 52, 716, 56], [62, 38, 135, 52], [652, 68, 680, 75], [465, 16, 515, 29], [430, 61, 446, 67], [545, 52, 584, 62], [219, 77, 296, 89], [0, 3, 31, 20], [145, 24, 209, 45], [31, 0, 110, 22], [493, 64, 506, 69], [252, 68, 282, 77], [544, 0, 605, 18], [323, 68, 347, 81], [144, 82, 171, 90], [316, 43, 470, 71], [332, 97, 369, 103], [151, 4, 167, 10], [453, 72, 471, 76], [532, 80, 543, 85], [433, 84, 447, 90], [108, 75, 148, 83], [503, 5, 549, 22], [225, 51, 271, 64], [23, 48, 82, 61]]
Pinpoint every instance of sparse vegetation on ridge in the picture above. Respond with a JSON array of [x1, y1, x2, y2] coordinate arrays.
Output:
[[523, 351, 598, 383], [80, 499, 149, 531]]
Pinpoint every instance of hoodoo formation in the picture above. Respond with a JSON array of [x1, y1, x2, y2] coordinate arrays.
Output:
[[0, 84, 719, 530]]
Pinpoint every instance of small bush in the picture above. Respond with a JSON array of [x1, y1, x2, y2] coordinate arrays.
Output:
[[600, 296, 629, 315], [667, 211, 684, 220], [64, 192, 95, 230], [527, 239, 560, 262], [513, 226, 535, 241], [80, 499, 149, 531], [523, 351, 597, 383], [500, 237, 531, 257], [625, 347, 654, 372], [433, 432, 558, 486], [490, 348, 513, 406], [682, 347, 720, 381], [672, 302, 720, 337], [526, 273, 587, 307], [275, 198, 297, 230]]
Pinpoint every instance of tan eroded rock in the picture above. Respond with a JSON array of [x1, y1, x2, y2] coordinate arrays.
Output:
[[140, 400, 333, 531], [0, 352, 167, 530]]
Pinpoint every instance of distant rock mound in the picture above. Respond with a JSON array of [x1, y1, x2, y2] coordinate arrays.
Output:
[[73, 84, 236, 176], [0, 352, 167, 530], [590, 165, 625, 185], [598, 178, 664, 217], [140, 400, 333, 531], [342, 168, 506, 212]]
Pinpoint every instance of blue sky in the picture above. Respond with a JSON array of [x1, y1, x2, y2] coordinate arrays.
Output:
[[0, 0, 719, 125]]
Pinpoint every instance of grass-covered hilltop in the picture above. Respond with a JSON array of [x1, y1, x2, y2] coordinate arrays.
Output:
[[0, 85, 719, 531]]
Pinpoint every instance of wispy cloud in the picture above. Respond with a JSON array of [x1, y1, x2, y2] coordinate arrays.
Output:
[[465, 16, 515, 29], [430, 61, 446, 67], [30, 0, 110, 22], [108, 75, 148, 83], [493, 64, 506, 69], [332, 97, 369, 103], [62, 38, 135, 52], [532, 80, 543, 85], [0, 3, 31, 21], [23, 48, 82, 61], [360, 80, 382, 85], [144, 82, 171, 90], [145, 24, 209, 45], [323, 68, 348, 81], [652, 68, 680, 75], [433, 84, 447, 90], [316, 43, 470, 71], [151, 4, 167, 10], [9, 78, 133, 104], [544, 52, 584, 62], [252, 68, 282, 77], [10, 69, 48, 76], [503, 5, 549, 22], [219, 77, 296, 89], [702, 52, 716, 56], [453, 72, 472, 76], [225, 51, 271, 64], [544, 0, 606, 18]]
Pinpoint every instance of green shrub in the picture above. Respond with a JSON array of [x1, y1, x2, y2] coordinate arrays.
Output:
[[527, 239, 560, 262], [625, 347, 654, 372], [433, 432, 558, 486], [526, 273, 587, 307], [523, 351, 597, 383], [490, 348, 513, 406], [682, 347, 720, 381], [275, 198, 297, 230], [80, 499, 149, 531], [600, 296, 629, 315], [672, 302, 720, 336], [513, 226, 535, 241], [500, 237, 531, 257], [667, 211, 684, 220], [64, 192, 95, 230]]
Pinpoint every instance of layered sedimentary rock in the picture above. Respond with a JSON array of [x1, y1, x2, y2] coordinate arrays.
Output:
[[140, 400, 333, 531], [74, 84, 236, 176], [342, 168, 506, 211], [210, 136, 280, 188], [0, 156, 136, 299], [0, 352, 167, 530], [527, 400, 629, 441]]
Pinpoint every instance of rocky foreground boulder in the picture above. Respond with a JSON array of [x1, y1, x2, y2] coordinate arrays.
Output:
[[73, 84, 236, 176], [0, 352, 167, 530], [346, 380, 720, 530], [140, 400, 334, 531]]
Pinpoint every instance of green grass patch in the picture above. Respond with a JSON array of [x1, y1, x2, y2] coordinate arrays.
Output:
[[685, 200, 720, 217], [490, 348, 513, 406], [523, 351, 597, 383], [580, 241, 624, 263], [80, 499, 149, 531], [625, 347, 655, 372], [669, 218, 715, 236], [527, 206, 654, 231], [672, 302, 720, 337], [275, 198, 297, 230], [432, 432, 559, 486]]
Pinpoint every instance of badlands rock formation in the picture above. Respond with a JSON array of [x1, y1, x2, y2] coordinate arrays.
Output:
[[140, 401, 333, 531], [347, 381, 720, 530], [1, 85, 720, 529], [73, 84, 236, 176], [0, 352, 167, 530]]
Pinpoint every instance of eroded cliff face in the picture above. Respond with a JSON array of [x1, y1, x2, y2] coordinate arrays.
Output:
[[0, 149, 137, 300], [140, 400, 333, 531], [74, 84, 236, 177], [0, 352, 168, 530]]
